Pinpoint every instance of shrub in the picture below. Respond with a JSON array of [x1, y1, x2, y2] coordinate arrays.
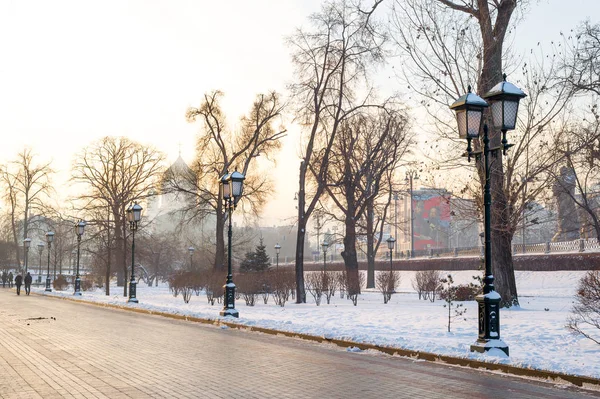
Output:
[[236, 273, 263, 306], [376, 271, 400, 304], [567, 270, 600, 345], [81, 278, 94, 291], [305, 272, 324, 306], [271, 270, 295, 307], [412, 270, 442, 302], [52, 275, 69, 291]]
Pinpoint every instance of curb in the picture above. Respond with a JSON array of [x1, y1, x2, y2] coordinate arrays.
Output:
[[39, 292, 600, 389]]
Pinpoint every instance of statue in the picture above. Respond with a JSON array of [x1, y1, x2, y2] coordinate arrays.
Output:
[[552, 166, 580, 241]]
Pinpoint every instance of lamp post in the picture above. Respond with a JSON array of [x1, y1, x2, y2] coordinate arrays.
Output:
[[23, 238, 31, 274], [127, 203, 142, 303], [188, 246, 195, 270], [37, 243, 44, 280], [274, 243, 281, 270], [450, 74, 526, 357], [74, 220, 86, 296], [386, 236, 395, 271], [45, 232, 54, 292], [321, 241, 328, 272], [219, 170, 245, 318], [405, 171, 418, 257]]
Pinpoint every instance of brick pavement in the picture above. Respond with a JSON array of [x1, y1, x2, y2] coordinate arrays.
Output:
[[0, 288, 599, 399]]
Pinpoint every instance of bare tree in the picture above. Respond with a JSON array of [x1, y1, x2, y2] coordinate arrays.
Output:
[[0, 148, 53, 271], [326, 110, 412, 289], [71, 136, 165, 296], [390, 0, 573, 306], [288, 0, 387, 302], [181, 91, 286, 271], [561, 22, 600, 96]]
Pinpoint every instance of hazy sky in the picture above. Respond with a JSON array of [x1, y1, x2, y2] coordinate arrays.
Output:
[[0, 0, 597, 226]]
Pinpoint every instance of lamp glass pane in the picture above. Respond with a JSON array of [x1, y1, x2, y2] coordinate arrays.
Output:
[[222, 181, 232, 199], [466, 109, 483, 138], [133, 207, 142, 222], [127, 208, 133, 223], [502, 100, 519, 130], [456, 110, 467, 139], [231, 180, 243, 197], [490, 101, 503, 128]]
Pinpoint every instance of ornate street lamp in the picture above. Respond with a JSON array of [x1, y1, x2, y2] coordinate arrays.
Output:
[[127, 203, 142, 303], [219, 170, 245, 318], [321, 241, 328, 272], [74, 220, 86, 296], [274, 243, 281, 270], [450, 76, 526, 357], [23, 238, 31, 274], [386, 236, 396, 271], [45, 231, 54, 292], [37, 243, 44, 280], [188, 246, 195, 270]]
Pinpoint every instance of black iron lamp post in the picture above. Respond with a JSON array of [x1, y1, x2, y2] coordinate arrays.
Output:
[[74, 220, 86, 296], [23, 238, 31, 274], [274, 243, 281, 270], [219, 170, 245, 318], [450, 74, 526, 357], [386, 236, 395, 271], [45, 231, 54, 292], [321, 241, 328, 271], [188, 246, 195, 270], [127, 203, 142, 304], [37, 243, 44, 279]]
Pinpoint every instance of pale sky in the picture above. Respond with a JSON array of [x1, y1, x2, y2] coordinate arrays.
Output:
[[0, 0, 598, 226]]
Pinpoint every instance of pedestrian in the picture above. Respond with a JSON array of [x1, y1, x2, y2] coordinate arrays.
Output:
[[1, 271, 6, 288], [24, 272, 32, 296], [14, 274, 22, 296], [8, 272, 13, 288]]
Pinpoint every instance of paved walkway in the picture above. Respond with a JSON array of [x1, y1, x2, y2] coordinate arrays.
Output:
[[0, 288, 599, 399]]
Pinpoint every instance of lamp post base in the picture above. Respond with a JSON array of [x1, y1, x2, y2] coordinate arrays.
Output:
[[470, 339, 509, 356], [45, 277, 52, 292], [74, 277, 82, 296], [220, 308, 239, 318], [128, 280, 138, 303], [470, 292, 509, 356], [220, 282, 238, 317]]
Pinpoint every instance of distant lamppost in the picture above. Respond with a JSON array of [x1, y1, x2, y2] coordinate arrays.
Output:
[[386, 236, 396, 271], [37, 243, 44, 279], [405, 170, 418, 257], [219, 170, 245, 318], [188, 246, 195, 270], [274, 243, 281, 270], [321, 241, 328, 272], [74, 220, 86, 296], [45, 231, 54, 292], [450, 74, 526, 356], [23, 238, 31, 274], [127, 203, 143, 303]]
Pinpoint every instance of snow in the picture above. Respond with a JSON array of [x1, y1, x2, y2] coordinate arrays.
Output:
[[34, 270, 599, 380]]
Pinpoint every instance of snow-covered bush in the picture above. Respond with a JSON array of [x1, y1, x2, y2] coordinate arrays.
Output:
[[567, 270, 600, 345]]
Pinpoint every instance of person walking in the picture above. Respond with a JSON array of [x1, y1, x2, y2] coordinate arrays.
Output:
[[1, 271, 6, 288], [14, 274, 22, 296], [8, 272, 13, 288], [24, 272, 32, 296]]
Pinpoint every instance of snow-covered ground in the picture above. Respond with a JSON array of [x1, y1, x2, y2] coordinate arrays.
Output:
[[34, 270, 600, 380]]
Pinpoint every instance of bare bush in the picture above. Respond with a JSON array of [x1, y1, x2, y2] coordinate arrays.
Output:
[[412, 270, 442, 302], [376, 271, 400, 304], [237, 273, 264, 306], [305, 272, 324, 306], [440, 275, 468, 332], [340, 271, 365, 306], [567, 270, 600, 345], [52, 275, 69, 291], [271, 269, 295, 307]]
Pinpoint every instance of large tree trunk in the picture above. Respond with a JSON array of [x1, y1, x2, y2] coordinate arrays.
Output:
[[214, 200, 225, 271], [478, 9, 519, 306]]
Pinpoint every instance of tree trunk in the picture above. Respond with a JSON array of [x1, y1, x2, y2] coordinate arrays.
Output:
[[295, 161, 306, 303], [366, 199, 375, 288], [214, 200, 225, 271]]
